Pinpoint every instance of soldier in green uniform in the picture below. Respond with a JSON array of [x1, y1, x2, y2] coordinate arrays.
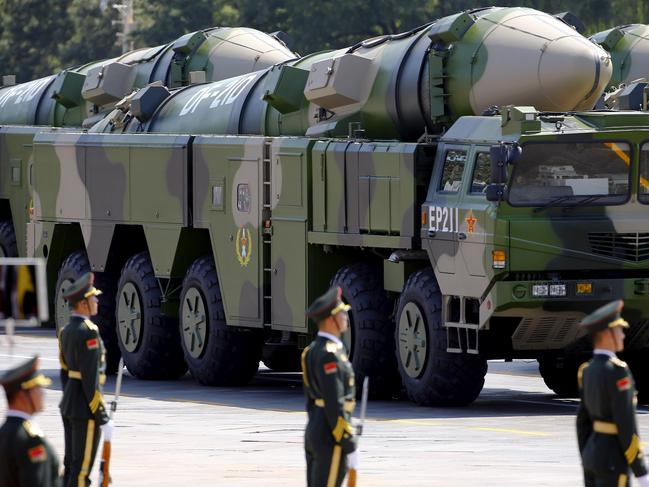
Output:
[[302, 286, 359, 487], [58, 273, 112, 487], [0, 355, 61, 486], [576, 299, 649, 487]]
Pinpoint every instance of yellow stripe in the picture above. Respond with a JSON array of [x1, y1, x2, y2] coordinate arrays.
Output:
[[605, 142, 649, 190], [625, 434, 640, 464], [332, 417, 346, 442], [78, 419, 95, 487], [332, 416, 354, 442], [68, 371, 82, 379], [470, 427, 551, 437], [618, 473, 628, 487], [300, 345, 311, 388], [89, 391, 103, 414], [326, 445, 342, 487]]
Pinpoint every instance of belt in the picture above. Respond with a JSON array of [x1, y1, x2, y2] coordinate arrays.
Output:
[[593, 420, 618, 435], [67, 370, 106, 385], [314, 398, 356, 412]]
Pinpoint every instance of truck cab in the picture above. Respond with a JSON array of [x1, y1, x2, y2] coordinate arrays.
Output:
[[409, 106, 649, 403]]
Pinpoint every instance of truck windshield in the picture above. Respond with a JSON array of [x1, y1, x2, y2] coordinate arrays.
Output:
[[508, 141, 631, 207]]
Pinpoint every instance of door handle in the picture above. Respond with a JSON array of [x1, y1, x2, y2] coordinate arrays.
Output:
[[427, 230, 436, 237], [458, 232, 467, 240]]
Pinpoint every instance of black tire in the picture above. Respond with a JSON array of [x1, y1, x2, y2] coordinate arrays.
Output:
[[54, 250, 120, 374], [538, 355, 584, 398], [331, 262, 400, 399], [262, 343, 301, 372], [395, 268, 487, 406], [116, 252, 186, 379], [178, 255, 263, 386], [0, 220, 18, 257]]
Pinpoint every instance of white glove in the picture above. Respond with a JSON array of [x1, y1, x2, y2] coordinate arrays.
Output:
[[101, 420, 114, 441], [637, 474, 649, 487], [347, 450, 359, 470]]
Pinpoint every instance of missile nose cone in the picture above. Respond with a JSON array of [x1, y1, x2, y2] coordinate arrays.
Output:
[[538, 37, 612, 111], [466, 9, 612, 114]]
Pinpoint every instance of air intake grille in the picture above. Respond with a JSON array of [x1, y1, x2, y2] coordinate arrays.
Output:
[[588, 232, 649, 262]]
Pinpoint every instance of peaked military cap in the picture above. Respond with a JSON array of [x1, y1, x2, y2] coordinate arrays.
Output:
[[306, 286, 351, 323], [579, 299, 629, 334], [63, 272, 102, 304], [0, 355, 51, 396]]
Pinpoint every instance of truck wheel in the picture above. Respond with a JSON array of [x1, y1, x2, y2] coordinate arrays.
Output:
[[179, 255, 263, 385], [262, 343, 301, 372], [537, 355, 582, 398], [54, 250, 120, 374], [0, 221, 17, 257], [331, 262, 400, 398], [395, 268, 487, 406], [116, 252, 186, 379]]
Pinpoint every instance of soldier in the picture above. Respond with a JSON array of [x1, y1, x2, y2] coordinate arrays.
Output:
[[302, 286, 359, 487], [576, 299, 649, 487], [58, 272, 113, 487], [0, 355, 61, 486]]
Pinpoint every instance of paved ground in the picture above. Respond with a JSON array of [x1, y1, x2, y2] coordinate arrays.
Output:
[[2, 328, 648, 486]]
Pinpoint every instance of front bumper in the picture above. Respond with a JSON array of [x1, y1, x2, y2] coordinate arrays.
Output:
[[481, 277, 649, 351]]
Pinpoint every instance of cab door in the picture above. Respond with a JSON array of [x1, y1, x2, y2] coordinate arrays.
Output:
[[424, 145, 468, 285], [456, 147, 494, 297]]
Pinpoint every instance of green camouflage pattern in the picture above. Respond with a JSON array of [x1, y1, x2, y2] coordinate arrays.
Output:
[[0, 27, 295, 258], [11, 7, 644, 404]]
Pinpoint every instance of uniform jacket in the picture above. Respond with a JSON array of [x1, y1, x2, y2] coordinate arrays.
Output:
[[0, 415, 61, 487], [59, 316, 109, 424], [577, 353, 648, 477], [302, 335, 357, 454]]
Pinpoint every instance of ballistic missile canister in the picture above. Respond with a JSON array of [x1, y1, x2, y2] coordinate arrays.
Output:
[[108, 7, 612, 140], [0, 27, 295, 127], [591, 24, 649, 88]]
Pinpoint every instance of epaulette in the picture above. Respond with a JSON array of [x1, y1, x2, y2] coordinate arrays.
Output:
[[325, 341, 342, 353], [609, 357, 627, 368], [22, 420, 43, 438], [83, 319, 99, 332]]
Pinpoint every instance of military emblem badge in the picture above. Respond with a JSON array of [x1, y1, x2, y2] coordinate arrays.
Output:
[[236, 226, 252, 267]]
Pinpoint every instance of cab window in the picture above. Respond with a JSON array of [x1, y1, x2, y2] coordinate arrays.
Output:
[[639, 143, 649, 203], [438, 149, 467, 193], [470, 152, 491, 194]]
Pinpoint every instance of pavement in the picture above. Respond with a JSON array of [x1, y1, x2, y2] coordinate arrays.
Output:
[[1, 328, 648, 486]]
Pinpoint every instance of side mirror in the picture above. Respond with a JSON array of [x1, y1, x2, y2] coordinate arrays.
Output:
[[486, 183, 507, 202], [489, 143, 521, 184]]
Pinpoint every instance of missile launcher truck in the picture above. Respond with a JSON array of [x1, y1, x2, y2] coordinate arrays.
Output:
[[19, 7, 645, 406]]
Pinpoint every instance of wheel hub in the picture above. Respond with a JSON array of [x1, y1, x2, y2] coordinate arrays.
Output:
[[118, 282, 142, 353], [398, 302, 428, 379], [181, 287, 207, 359]]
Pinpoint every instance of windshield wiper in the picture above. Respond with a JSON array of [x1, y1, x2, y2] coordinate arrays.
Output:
[[561, 194, 609, 211], [532, 195, 573, 213]]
